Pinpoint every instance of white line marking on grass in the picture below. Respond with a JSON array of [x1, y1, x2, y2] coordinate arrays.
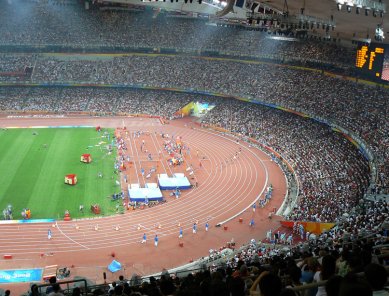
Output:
[[55, 221, 89, 250]]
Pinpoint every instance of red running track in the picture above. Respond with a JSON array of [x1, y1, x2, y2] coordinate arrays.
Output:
[[0, 116, 286, 292]]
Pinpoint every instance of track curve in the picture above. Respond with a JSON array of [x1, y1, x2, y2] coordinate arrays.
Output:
[[0, 116, 286, 288]]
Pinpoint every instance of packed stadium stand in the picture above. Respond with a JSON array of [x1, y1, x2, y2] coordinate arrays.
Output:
[[0, 0, 389, 295]]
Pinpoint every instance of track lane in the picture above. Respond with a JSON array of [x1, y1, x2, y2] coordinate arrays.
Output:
[[0, 117, 285, 264]]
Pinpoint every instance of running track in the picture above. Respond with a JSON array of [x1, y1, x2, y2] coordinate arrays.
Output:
[[0, 116, 286, 289]]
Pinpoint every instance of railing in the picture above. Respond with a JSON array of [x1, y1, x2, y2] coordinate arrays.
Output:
[[36, 278, 88, 295], [26, 245, 389, 296]]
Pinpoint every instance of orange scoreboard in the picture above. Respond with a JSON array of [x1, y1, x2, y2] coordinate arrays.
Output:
[[355, 43, 386, 79]]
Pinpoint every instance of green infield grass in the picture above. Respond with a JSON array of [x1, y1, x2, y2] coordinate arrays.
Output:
[[0, 127, 122, 220]]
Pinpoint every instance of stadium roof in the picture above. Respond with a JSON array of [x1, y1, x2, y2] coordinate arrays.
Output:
[[109, 0, 388, 44], [264, 0, 388, 43]]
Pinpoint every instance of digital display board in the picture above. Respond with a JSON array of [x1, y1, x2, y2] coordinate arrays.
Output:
[[355, 43, 385, 79]]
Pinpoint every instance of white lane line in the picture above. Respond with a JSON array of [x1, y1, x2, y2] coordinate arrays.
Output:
[[128, 131, 140, 184], [55, 221, 90, 250], [132, 132, 147, 186], [150, 130, 169, 176], [197, 128, 268, 225]]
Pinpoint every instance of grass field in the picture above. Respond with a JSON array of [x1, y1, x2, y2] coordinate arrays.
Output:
[[0, 127, 121, 220]]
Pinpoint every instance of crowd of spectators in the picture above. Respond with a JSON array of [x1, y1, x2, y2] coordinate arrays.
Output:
[[0, 87, 194, 117], [0, 0, 354, 67], [0, 53, 34, 82], [237, 198, 389, 268], [0, 54, 32, 73]]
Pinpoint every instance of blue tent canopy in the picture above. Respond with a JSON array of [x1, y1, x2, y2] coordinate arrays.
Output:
[[108, 260, 122, 273]]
